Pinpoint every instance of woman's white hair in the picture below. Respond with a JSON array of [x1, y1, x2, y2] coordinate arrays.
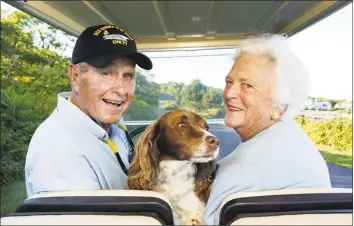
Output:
[[235, 33, 311, 120]]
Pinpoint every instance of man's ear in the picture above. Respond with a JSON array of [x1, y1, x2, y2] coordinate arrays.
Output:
[[69, 64, 80, 92]]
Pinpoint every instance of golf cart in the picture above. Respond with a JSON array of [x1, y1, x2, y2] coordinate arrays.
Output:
[[1, 0, 352, 225]]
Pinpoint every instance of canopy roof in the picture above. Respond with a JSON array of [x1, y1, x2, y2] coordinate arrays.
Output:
[[5, 0, 351, 50]]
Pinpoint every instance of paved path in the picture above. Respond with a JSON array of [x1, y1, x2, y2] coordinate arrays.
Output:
[[209, 124, 352, 188]]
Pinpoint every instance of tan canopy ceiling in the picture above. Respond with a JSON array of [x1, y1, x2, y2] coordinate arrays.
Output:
[[5, 0, 351, 51]]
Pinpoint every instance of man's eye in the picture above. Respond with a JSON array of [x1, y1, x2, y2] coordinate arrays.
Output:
[[124, 74, 134, 79], [241, 83, 252, 88], [101, 71, 111, 76]]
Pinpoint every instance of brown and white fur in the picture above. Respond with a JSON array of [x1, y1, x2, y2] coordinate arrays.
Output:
[[127, 109, 220, 225]]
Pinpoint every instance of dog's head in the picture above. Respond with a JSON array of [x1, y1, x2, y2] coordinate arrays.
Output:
[[155, 109, 220, 162], [127, 109, 220, 190]]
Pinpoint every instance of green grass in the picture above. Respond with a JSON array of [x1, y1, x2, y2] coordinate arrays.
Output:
[[1, 180, 26, 216], [318, 145, 353, 169]]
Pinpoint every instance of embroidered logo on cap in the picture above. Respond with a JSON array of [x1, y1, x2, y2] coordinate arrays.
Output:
[[102, 30, 129, 41], [93, 25, 133, 46]]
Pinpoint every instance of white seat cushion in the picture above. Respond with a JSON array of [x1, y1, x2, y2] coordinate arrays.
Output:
[[1, 215, 162, 225], [230, 213, 353, 225], [220, 188, 353, 226], [221, 188, 352, 206], [7, 190, 174, 225], [29, 189, 172, 206]]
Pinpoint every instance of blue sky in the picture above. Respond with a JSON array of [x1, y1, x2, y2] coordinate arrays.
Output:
[[2, 2, 352, 101]]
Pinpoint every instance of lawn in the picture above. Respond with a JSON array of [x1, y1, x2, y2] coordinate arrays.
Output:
[[1, 146, 351, 216], [318, 145, 352, 169], [1, 180, 26, 217]]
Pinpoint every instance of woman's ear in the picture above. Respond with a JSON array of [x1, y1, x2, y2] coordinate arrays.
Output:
[[127, 122, 161, 190], [277, 104, 288, 116], [271, 104, 288, 120]]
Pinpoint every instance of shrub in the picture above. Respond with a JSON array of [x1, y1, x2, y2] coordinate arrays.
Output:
[[296, 117, 352, 153], [160, 101, 178, 110], [124, 98, 160, 121], [205, 108, 225, 118]]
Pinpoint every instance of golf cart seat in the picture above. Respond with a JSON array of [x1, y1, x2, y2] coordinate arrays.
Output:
[[1, 190, 174, 225], [219, 187, 353, 225]]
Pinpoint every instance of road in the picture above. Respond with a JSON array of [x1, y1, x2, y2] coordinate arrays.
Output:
[[209, 124, 352, 188]]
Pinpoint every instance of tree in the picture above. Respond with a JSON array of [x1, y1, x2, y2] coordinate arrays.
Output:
[[134, 71, 160, 107], [328, 99, 346, 108], [160, 82, 185, 106], [180, 79, 207, 112], [201, 87, 223, 109], [0, 10, 81, 184]]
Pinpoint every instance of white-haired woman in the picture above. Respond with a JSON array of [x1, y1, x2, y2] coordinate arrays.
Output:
[[204, 34, 331, 225]]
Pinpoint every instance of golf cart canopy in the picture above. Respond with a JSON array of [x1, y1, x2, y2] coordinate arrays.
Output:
[[5, 0, 351, 51]]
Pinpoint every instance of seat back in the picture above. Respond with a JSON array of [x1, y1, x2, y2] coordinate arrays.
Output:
[[1, 190, 174, 225], [219, 188, 353, 225], [1, 215, 161, 225]]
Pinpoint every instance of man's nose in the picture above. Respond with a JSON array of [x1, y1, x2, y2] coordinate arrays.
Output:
[[110, 76, 126, 93]]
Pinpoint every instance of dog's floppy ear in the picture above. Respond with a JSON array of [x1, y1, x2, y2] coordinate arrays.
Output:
[[127, 121, 161, 190], [194, 160, 217, 202]]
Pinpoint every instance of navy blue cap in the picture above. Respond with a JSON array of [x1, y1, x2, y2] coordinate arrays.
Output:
[[72, 24, 152, 70]]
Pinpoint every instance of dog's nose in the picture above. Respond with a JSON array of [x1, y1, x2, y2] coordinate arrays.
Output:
[[206, 136, 220, 146]]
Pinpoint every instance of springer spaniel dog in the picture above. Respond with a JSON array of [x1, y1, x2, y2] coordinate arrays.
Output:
[[127, 109, 220, 225]]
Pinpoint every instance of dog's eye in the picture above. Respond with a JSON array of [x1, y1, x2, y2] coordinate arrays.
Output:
[[203, 123, 209, 131]]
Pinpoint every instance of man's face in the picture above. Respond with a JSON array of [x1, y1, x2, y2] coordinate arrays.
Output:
[[70, 58, 136, 129], [223, 54, 276, 131]]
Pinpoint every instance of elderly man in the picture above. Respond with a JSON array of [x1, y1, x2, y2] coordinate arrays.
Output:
[[204, 34, 331, 224], [25, 24, 153, 197]]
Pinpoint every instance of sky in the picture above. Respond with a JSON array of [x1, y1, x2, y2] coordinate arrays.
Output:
[[1, 1, 353, 101]]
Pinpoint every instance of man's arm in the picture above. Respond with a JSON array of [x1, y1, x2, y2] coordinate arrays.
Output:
[[25, 136, 102, 197]]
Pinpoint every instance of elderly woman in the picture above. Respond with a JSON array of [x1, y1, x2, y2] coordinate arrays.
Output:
[[204, 34, 331, 224]]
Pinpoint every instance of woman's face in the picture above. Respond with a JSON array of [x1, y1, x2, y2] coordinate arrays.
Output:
[[223, 54, 277, 135]]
